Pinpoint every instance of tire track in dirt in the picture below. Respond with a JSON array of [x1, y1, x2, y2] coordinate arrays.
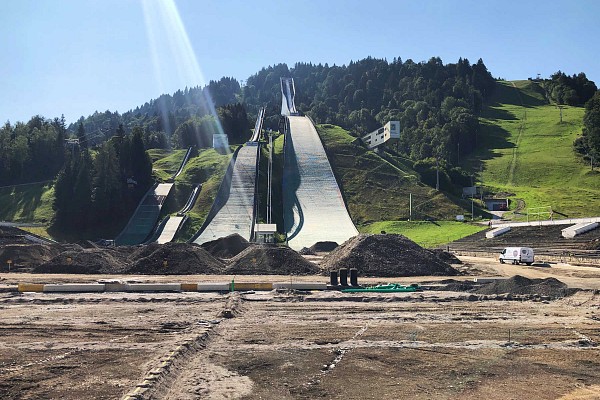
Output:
[[121, 294, 242, 400]]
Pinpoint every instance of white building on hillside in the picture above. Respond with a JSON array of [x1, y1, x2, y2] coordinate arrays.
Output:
[[362, 121, 400, 149]]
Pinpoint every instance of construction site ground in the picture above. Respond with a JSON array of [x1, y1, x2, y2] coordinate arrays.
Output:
[[1, 256, 600, 399]]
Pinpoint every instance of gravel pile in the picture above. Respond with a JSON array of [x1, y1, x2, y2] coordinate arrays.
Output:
[[476, 275, 576, 297], [127, 242, 224, 274], [226, 245, 319, 275], [200, 234, 251, 259], [321, 234, 458, 277]]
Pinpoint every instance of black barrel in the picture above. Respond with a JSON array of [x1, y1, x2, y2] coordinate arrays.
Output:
[[339, 268, 348, 286], [330, 270, 339, 286], [350, 268, 358, 286]]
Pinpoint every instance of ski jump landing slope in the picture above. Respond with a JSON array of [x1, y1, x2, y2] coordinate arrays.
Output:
[[115, 183, 173, 246], [283, 116, 358, 250], [192, 144, 260, 245]]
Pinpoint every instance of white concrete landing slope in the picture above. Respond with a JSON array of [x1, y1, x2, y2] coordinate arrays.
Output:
[[156, 215, 185, 244], [192, 144, 259, 245], [283, 116, 358, 250]]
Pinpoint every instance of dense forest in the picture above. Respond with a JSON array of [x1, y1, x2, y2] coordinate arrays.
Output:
[[0, 115, 67, 185], [51, 126, 153, 237], [542, 71, 597, 106]]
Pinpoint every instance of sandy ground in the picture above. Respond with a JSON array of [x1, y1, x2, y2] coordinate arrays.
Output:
[[0, 256, 599, 399]]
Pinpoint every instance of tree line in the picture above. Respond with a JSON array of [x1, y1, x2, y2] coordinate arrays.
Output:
[[242, 57, 496, 166], [542, 71, 597, 106], [0, 115, 67, 185], [51, 125, 153, 237]]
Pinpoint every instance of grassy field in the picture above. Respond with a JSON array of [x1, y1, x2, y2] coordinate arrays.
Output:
[[467, 80, 598, 218], [360, 220, 486, 248]]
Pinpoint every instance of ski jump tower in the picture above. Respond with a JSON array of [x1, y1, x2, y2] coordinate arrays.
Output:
[[280, 77, 298, 116], [280, 78, 358, 250]]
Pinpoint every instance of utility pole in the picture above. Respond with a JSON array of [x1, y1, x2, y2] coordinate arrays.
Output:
[[409, 193, 412, 222], [267, 130, 273, 224], [457, 142, 460, 164], [471, 197, 474, 221], [435, 158, 439, 191]]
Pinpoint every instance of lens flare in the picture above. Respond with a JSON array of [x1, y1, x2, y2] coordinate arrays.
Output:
[[141, 0, 225, 140]]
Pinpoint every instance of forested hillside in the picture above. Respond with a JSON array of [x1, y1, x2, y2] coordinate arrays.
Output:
[[2, 55, 599, 239], [244, 57, 496, 166]]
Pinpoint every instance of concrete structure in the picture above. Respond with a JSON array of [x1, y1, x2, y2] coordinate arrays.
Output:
[[486, 226, 511, 239], [484, 198, 509, 211], [362, 121, 400, 149], [562, 222, 599, 238], [254, 223, 277, 243], [213, 134, 229, 151], [115, 183, 173, 246], [491, 216, 600, 228], [156, 215, 185, 244], [192, 144, 259, 245], [283, 116, 358, 250]]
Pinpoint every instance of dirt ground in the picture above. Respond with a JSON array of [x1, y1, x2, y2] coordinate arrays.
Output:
[[1, 256, 600, 399]]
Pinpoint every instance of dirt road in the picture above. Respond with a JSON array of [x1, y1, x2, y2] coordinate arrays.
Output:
[[0, 256, 600, 399]]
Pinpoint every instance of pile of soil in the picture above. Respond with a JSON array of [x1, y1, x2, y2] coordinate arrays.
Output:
[[226, 245, 319, 275], [127, 242, 223, 274], [35, 248, 128, 274], [310, 241, 339, 252], [476, 275, 576, 297], [321, 234, 459, 277], [431, 249, 462, 264], [0, 244, 63, 267], [200, 234, 251, 259], [298, 247, 316, 255]]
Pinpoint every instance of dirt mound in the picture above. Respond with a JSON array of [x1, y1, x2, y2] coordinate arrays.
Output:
[[310, 241, 339, 252], [200, 234, 251, 259], [128, 242, 224, 274], [34, 248, 128, 274], [299, 247, 316, 255], [431, 249, 462, 264], [321, 234, 458, 277], [476, 275, 576, 297], [226, 245, 319, 275], [0, 244, 62, 267]]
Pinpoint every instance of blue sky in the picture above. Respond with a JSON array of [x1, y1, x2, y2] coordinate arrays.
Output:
[[1, 0, 599, 125]]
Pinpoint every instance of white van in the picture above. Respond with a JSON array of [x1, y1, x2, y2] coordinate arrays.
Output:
[[499, 247, 534, 265]]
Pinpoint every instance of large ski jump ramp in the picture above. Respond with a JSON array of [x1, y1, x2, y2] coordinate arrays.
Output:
[[283, 116, 358, 250], [192, 144, 259, 245]]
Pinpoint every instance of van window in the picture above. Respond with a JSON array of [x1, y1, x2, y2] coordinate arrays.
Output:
[[522, 249, 527, 254]]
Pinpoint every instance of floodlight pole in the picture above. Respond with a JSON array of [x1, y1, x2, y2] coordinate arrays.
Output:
[[409, 193, 412, 222]]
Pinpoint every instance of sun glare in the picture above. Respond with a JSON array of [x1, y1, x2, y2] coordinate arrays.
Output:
[[141, 0, 226, 140]]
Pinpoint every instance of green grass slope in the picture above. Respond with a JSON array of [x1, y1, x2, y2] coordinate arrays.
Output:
[[467, 80, 598, 218], [0, 182, 55, 224], [360, 220, 486, 248], [317, 124, 472, 225]]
